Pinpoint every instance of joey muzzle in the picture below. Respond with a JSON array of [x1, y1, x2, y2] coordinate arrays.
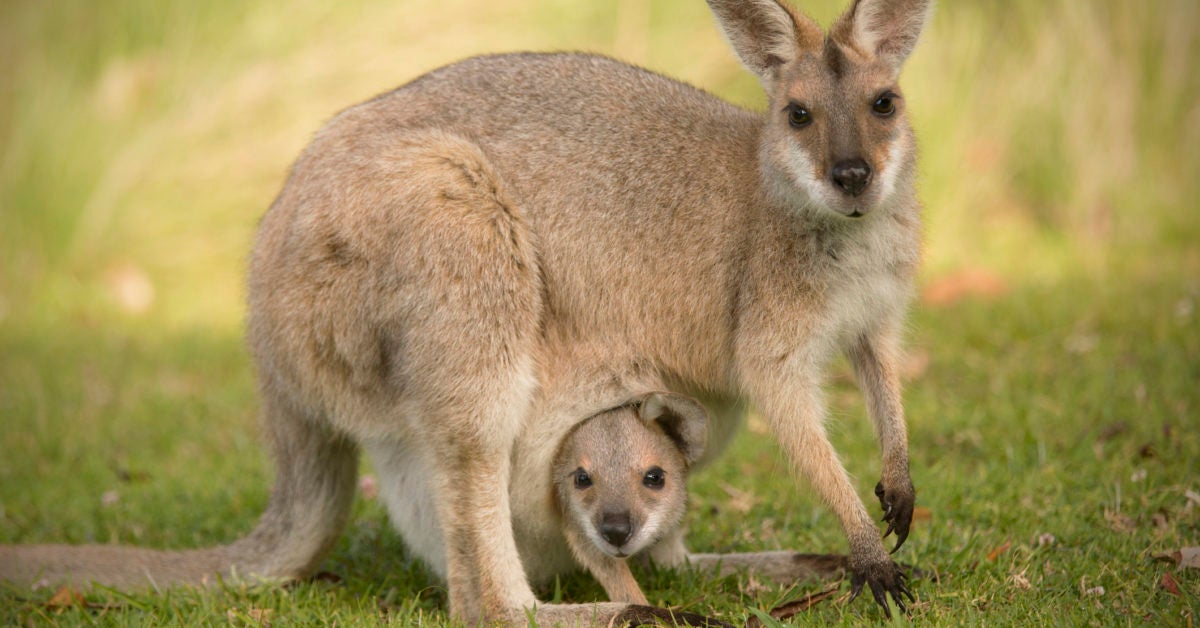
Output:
[[598, 511, 633, 548]]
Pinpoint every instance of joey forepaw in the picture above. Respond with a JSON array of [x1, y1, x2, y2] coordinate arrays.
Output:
[[847, 559, 914, 619], [874, 479, 915, 553]]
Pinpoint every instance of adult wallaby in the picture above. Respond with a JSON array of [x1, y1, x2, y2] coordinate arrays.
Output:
[[2, 0, 931, 623]]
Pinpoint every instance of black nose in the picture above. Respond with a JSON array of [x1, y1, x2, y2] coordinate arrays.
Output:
[[599, 512, 632, 547], [831, 158, 872, 197]]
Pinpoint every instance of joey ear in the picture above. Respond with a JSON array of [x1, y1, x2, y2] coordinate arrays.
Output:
[[637, 392, 709, 467], [831, 0, 933, 70], [706, 0, 822, 85]]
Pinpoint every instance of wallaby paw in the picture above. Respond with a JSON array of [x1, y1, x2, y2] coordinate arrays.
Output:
[[615, 605, 734, 627], [874, 479, 915, 553], [847, 559, 914, 619]]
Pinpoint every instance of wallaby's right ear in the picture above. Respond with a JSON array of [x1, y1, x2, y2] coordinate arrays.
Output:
[[706, 0, 822, 86], [637, 392, 709, 467]]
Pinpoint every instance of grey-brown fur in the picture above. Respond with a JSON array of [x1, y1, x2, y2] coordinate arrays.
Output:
[[1, 0, 931, 623]]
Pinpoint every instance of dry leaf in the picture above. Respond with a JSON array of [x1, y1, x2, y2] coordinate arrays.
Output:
[[912, 506, 933, 522], [767, 584, 842, 621], [46, 586, 85, 608], [1160, 572, 1182, 596], [1104, 509, 1136, 534], [1009, 570, 1032, 591], [986, 540, 1012, 561]]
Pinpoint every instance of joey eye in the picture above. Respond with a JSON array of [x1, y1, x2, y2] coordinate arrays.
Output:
[[872, 93, 897, 117], [642, 467, 666, 489], [786, 104, 812, 129], [573, 468, 592, 489]]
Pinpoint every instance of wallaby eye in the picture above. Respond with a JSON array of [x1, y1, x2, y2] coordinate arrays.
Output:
[[573, 468, 592, 489], [872, 93, 897, 117], [642, 466, 666, 489], [786, 103, 812, 129]]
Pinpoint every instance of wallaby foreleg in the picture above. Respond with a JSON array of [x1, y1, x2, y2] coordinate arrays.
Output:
[[847, 328, 915, 554], [742, 368, 911, 616], [561, 526, 649, 605]]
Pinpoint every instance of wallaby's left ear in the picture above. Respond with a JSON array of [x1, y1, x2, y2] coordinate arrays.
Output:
[[831, 0, 933, 71], [637, 392, 709, 467]]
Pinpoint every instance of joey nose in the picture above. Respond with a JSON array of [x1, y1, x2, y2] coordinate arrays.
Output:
[[832, 158, 872, 197], [599, 512, 632, 547]]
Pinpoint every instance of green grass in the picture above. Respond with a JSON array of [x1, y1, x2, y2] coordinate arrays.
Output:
[[2, 0, 1198, 625]]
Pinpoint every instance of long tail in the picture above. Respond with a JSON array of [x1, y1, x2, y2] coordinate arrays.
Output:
[[0, 401, 359, 591], [0, 544, 241, 590]]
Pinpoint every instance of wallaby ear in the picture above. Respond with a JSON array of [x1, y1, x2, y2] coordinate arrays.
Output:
[[637, 392, 709, 467], [706, 0, 823, 85], [830, 0, 933, 70]]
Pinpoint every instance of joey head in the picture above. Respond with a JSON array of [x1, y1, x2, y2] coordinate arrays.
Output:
[[552, 393, 707, 605]]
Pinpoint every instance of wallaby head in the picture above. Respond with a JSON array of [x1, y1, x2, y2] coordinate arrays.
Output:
[[553, 393, 708, 560], [708, 0, 931, 218]]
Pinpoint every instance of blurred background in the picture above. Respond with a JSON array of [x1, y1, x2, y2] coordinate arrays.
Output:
[[1, 0, 1196, 334]]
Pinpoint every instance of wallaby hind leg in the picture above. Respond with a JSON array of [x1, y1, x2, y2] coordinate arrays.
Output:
[[226, 394, 359, 582]]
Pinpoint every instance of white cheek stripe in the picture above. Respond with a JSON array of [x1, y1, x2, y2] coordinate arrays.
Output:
[[874, 136, 906, 204], [786, 143, 828, 207]]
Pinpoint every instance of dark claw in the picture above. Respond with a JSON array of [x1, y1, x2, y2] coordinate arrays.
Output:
[[848, 572, 865, 604], [846, 560, 915, 618], [869, 582, 892, 619], [875, 480, 914, 554]]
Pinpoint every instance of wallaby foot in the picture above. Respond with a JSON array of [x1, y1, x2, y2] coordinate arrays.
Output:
[[847, 552, 914, 618]]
